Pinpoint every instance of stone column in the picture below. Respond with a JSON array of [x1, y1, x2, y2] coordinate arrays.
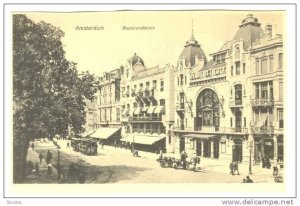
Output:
[[211, 141, 214, 158], [273, 135, 278, 164]]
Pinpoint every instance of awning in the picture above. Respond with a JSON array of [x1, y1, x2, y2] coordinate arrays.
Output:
[[154, 106, 165, 114], [184, 134, 217, 140], [121, 135, 165, 145], [134, 107, 142, 115], [81, 130, 95, 138], [90, 127, 121, 139], [147, 106, 156, 114], [141, 107, 149, 112], [256, 113, 268, 127], [122, 109, 129, 116]]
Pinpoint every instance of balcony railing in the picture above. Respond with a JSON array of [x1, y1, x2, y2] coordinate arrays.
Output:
[[131, 129, 166, 135], [128, 116, 162, 122], [229, 99, 243, 107], [176, 104, 185, 111], [250, 125, 274, 134], [174, 126, 248, 134], [251, 98, 274, 107]]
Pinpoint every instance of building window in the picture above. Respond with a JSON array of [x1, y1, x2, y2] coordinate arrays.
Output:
[[180, 74, 184, 86], [126, 69, 129, 78], [116, 108, 120, 122], [230, 117, 233, 127], [261, 82, 268, 99], [255, 84, 259, 98], [278, 53, 283, 70], [255, 58, 259, 75], [244, 117, 246, 127], [243, 63, 246, 74], [234, 84, 243, 104], [221, 142, 226, 153], [133, 102, 137, 108], [160, 80, 164, 91], [261, 58, 268, 74], [278, 109, 283, 128], [236, 61, 240, 75], [231, 66, 233, 76], [279, 82, 283, 100], [168, 135, 171, 144], [160, 99, 165, 106], [270, 81, 274, 99], [185, 76, 187, 85], [269, 55, 274, 72], [177, 77, 179, 86], [153, 80, 157, 89]]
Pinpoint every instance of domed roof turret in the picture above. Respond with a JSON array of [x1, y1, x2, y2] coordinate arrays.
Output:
[[128, 53, 144, 67], [179, 34, 207, 67], [232, 14, 264, 51]]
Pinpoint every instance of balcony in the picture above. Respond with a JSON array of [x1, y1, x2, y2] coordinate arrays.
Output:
[[229, 99, 243, 108], [176, 104, 185, 111], [251, 98, 274, 107], [174, 126, 248, 134], [250, 125, 274, 134], [128, 116, 162, 122], [173, 125, 185, 130], [131, 129, 166, 135]]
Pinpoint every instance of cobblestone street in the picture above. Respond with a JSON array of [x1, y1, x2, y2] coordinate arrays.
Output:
[[25, 140, 283, 184]]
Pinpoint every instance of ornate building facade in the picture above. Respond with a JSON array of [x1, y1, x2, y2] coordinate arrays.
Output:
[[120, 53, 175, 152], [85, 14, 284, 166], [169, 14, 284, 166]]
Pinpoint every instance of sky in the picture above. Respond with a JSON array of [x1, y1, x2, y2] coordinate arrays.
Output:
[[24, 11, 284, 76]]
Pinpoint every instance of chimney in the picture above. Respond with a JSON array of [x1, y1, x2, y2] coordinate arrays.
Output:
[[265, 24, 272, 38]]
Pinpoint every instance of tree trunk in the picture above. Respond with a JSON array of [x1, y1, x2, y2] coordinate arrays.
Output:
[[13, 138, 29, 183]]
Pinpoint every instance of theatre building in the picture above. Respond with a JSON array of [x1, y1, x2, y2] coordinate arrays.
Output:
[[169, 14, 283, 165], [120, 53, 175, 153]]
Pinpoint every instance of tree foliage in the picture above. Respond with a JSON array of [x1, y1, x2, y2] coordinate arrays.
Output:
[[13, 14, 99, 182]]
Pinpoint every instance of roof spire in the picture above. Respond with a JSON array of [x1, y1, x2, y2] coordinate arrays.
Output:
[[190, 20, 195, 41]]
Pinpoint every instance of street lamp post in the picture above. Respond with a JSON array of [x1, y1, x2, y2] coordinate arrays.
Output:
[[249, 141, 253, 175], [57, 145, 61, 180]]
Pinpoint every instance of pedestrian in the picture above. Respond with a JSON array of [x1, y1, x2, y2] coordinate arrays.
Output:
[[114, 140, 117, 148], [39, 153, 43, 163], [266, 157, 271, 169], [31, 142, 35, 150], [35, 162, 39, 175], [245, 175, 254, 183], [101, 141, 104, 149], [234, 161, 240, 175], [273, 164, 279, 177], [229, 161, 235, 175], [46, 150, 52, 164], [47, 164, 52, 175], [159, 148, 163, 160], [66, 142, 70, 148], [262, 157, 266, 168]]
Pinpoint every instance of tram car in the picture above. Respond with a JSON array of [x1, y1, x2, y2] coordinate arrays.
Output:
[[71, 138, 98, 155]]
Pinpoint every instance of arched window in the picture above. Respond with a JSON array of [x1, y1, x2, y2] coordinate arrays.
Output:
[[195, 89, 220, 127]]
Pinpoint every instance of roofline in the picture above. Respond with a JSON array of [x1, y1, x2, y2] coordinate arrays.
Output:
[[209, 49, 229, 56]]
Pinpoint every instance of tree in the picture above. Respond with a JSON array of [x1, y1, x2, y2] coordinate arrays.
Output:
[[13, 14, 99, 182]]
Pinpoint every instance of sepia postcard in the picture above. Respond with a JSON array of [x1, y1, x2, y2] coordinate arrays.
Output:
[[2, 2, 298, 202]]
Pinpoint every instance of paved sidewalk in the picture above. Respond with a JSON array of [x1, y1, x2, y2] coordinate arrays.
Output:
[[25, 146, 59, 184]]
